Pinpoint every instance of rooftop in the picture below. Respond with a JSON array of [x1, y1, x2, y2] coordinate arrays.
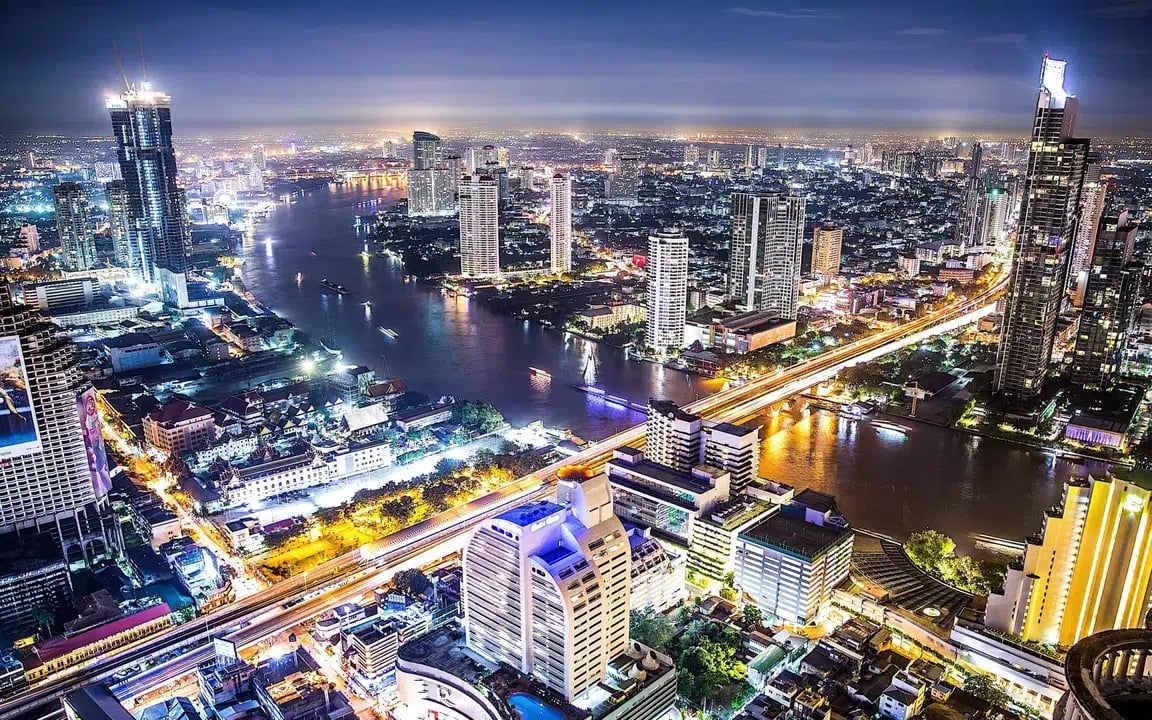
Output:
[[740, 509, 852, 560], [496, 500, 564, 528]]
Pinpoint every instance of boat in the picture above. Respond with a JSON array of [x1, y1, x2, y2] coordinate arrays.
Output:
[[378, 327, 398, 339], [872, 419, 908, 436], [320, 279, 351, 295], [320, 338, 343, 356], [309, 250, 318, 257], [528, 367, 552, 379], [361, 300, 372, 307], [569, 384, 647, 414]]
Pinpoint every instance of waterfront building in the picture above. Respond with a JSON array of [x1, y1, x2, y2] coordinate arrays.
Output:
[[1054, 628, 1152, 720], [986, 470, 1152, 647], [704, 421, 760, 494], [727, 193, 806, 319], [142, 399, 215, 457], [107, 84, 192, 306], [645, 399, 703, 472], [1070, 212, 1141, 390], [645, 229, 689, 352], [1068, 158, 1106, 303], [53, 183, 96, 271], [734, 490, 852, 626], [811, 219, 843, 282], [462, 470, 630, 701], [684, 144, 699, 166], [0, 285, 115, 558], [626, 525, 687, 613], [412, 131, 442, 170], [687, 495, 776, 586], [606, 153, 640, 203], [606, 446, 729, 548], [994, 57, 1092, 407], [458, 174, 500, 277], [549, 173, 572, 273], [408, 131, 456, 216]]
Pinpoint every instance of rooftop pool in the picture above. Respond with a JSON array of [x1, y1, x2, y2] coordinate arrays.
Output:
[[508, 693, 565, 720]]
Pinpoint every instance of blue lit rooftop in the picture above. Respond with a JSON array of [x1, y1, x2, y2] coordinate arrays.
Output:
[[497, 501, 564, 527]]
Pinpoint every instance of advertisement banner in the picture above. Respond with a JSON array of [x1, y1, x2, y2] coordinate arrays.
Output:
[[77, 387, 112, 498], [0, 335, 42, 460]]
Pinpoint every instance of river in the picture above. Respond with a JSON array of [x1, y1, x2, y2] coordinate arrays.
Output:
[[239, 179, 1103, 546]]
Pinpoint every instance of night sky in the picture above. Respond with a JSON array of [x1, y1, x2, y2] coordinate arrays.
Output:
[[2, 0, 1150, 135]]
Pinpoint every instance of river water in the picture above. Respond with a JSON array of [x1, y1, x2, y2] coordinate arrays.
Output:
[[239, 179, 1103, 545]]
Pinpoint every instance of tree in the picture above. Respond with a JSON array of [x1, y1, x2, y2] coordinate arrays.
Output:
[[630, 609, 676, 650], [393, 569, 432, 598], [381, 495, 416, 522], [31, 606, 54, 637], [963, 674, 1013, 709], [904, 530, 956, 573], [742, 604, 765, 628]]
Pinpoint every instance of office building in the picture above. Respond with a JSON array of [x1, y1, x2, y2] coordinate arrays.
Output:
[[994, 57, 1092, 406], [519, 165, 534, 190], [734, 491, 852, 626], [408, 131, 457, 217], [251, 144, 266, 170], [107, 84, 192, 306], [688, 495, 777, 585], [462, 470, 630, 701], [458, 174, 500, 277], [53, 183, 96, 271], [644, 229, 689, 351], [683, 144, 699, 166], [103, 181, 135, 271], [412, 131, 442, 170], [1055, 628, 1152, 720], [549, 173, 572, 273], [986, 470, 1152, 647], [728, 193, 806, 319], [953, 142, 984, 250], [143, 399, 216, 456], [606, 446, 729, 547], [1068, 158, 1105, 301], [0, 284, 116, 557], [606, 154, 640, 203], [744, 145, 754, 169], [974, 186, 1008, 251], [1070, 212, 1141, 390], [773, 144, 785, 169], [23, 278, 98, 311], [645, 400, 702, 472], [626, 525, 686, 613], [63, 685, 135, 720], [811, 220, 843, 281], [0, 553, 71, 638]]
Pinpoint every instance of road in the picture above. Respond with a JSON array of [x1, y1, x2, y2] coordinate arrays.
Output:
[[2, 277, 1004, 720]]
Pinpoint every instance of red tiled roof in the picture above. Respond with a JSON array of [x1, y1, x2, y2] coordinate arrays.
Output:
[[34, 603, 171, 664]]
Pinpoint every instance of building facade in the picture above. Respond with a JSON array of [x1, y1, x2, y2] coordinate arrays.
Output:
[[645, 229, 689, 352], [458, 174, 500, 277], [53, 183, 96, 271], [811, 220, 843, 282], [728, 193, 806, 319], [549, 173, 572, 273]]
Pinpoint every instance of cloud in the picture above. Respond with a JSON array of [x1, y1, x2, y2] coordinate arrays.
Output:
[[896, 27, 947, 36], [728, 6, 841, 19], [973, 33, 1028, 45], [1094, 1, 1152, 18]]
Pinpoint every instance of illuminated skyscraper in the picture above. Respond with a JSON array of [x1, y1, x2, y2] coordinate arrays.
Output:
[[987, 470, 1152, 647], [412, 131, 442, 170], [707, 149, 722, 169], [103, 181, 134, 271], [954, 142, 984, 250], [683, 144, 700, 166], [458, 174, 499, 277], [993, 57, 1092, 406], [107, 84, 192, 305], [1068, 157, 1105, 303], [811, 220, 843, 281], [744, 145, 754, 170], [407, 131, 457, 216], [727, 193, 805, 319], [974, 186, 1008, 251], [251, 144, 266, 170], [645, 229, 689, 351], [52, 183, 96, 271], [549, 173, 572, 274], [462, 471, 630, 702], [756, 146, 768, 169], [1070, 212, 1141, 390], [606, 154, 640, 204]]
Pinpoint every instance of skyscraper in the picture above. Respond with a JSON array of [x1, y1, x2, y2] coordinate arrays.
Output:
[[954, 142, 984, 250], [974, 186, 1009, 251], [52, 183, 96, 271], [645, 229, 689, 351], [993, 57, 1092, 406], [104, 180, 134, 273], [986, 470, 1152, 647], [458, 174, 499, 277], [606, 154, 640, 204], [0, 284, 116, 556], [251, 144, 266, 170], [1070, 212, 1141, 390], [744, 145, 754, 170], [412, 131, 442, 170], [462, 471, 630, 702], [811, 220, 843, 282], [707, 149, 722, 169], [1068, 157, 1106, 303], [549, 173, 572, 274], [107, 84, 191, 306], [683, 144, 700, 166], [646, 400, 703, 472], [407, 131, 457, 216], [727, 193, 806, 319], [756, 146, 768, 169]]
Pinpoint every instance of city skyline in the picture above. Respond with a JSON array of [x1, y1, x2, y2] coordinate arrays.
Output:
[[2, 1, 1152, 136]]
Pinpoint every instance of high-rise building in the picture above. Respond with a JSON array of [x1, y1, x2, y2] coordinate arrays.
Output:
[[756, 146, 768, 169], [604, 148, 619, 167], [0, 285, 116, 556], [458, 174, 499, 277], [1070, 212, 1141, 390], [993, 57, 1092, 406], [251, 144, 266, 170], [645, 400, 703, 472], [1068, 158, 1106, 303], [974, 186, 1009, 251], [412, 131, 442, 170], [811, 220, 843, 281], [645, 229, 689, 351], [703, 422, 760, 494], [683, 144, 700, 166], [496, 147, 509, 168], [774, 144, 785, 170], [707, 149, 722, 169], [462, 471, 630, 702], [519, 165, 534, 191], [104, 181, 132, 273], [606, 154, 640, 203], [549, 173, 572, 274], [986, 470, 1152, 647], [52, 183, 96, 271], [954, 142, 984, 250], [727, 193, 806, 319], [744, 145, 754, 170], [107, 84, 191, 306], [861, 142, 875, 166]]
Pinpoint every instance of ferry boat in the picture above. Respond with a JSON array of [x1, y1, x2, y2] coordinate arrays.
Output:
[[871, 419, 908, 436], [528, 367, 552, 379], [320, 279, 351, 295], [378, 327, 398, 339], [320, 338, 343, 356]]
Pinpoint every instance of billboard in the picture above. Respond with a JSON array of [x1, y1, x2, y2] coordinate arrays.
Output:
[[0, 335, 41, 460], [77, 387, 112, 498]]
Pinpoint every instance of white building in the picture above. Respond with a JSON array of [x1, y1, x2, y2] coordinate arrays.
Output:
[[626, 525, 687, 613], [462, 471, 630, 702], [704, 421, 760, 494], [549, 173, 572, 273], [407, 168, 458, 217], [645, 229, 689, 352], [52, 183, 96, 272], [645, 400, 702, 472], [458, 174, 500, 277], [728, 193, 806, 319]]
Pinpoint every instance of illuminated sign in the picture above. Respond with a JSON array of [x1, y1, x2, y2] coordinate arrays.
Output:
[[1124, 493, 1145, 514], [0, 335, 42, 460], [631, 254, 647, 268], [77, 388, 112, 498]]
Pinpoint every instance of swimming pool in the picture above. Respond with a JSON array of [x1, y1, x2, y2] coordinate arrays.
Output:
[[508, 693, 565, 720]]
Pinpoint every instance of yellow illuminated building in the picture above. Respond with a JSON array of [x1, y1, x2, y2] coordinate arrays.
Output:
[[987, 470, 1152, 647]]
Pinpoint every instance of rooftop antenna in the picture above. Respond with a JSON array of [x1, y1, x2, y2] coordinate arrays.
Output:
[[112, 41, 131, 91], [138, 34, 149, 85]]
